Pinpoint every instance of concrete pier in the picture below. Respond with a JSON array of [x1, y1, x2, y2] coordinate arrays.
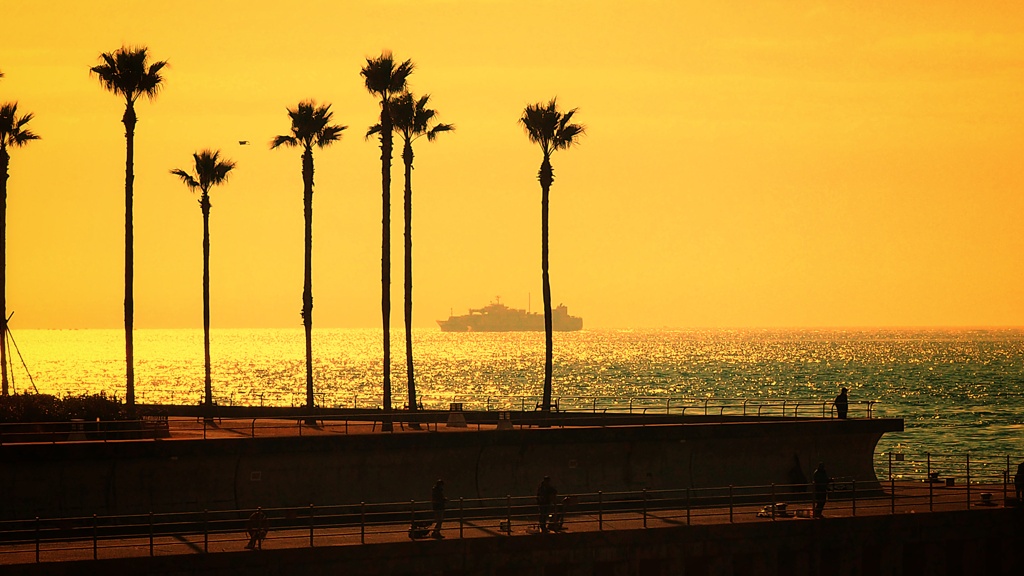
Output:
[[0, 414, 901, 519]]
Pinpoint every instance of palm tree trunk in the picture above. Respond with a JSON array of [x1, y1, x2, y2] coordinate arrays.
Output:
[[1, 150, 8, 396], [201, 194, 212, 416], [540, 156, 554, 413], [403, 140, 416, 412], [123, 104, 136, 409], [302, 148, 315, 417], [380, 103, 393, 432]]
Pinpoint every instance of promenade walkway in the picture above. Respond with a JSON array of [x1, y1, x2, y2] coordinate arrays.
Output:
[[1, 415, 1018, 567], [0, 480, 1015, 566]]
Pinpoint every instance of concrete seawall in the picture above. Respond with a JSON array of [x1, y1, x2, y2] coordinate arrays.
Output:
[[0, 417, 901, 520]]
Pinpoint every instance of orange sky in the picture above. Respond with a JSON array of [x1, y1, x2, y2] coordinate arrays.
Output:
[[3, 0, 1023, 330]]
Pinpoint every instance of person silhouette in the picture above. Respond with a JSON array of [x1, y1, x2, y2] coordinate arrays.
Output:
[[245, 507, 268, 550], [430, 479, 447, 539], [812, 463, 830, 518], [536, 476, 558, 533], [834, 388, 849, 419]]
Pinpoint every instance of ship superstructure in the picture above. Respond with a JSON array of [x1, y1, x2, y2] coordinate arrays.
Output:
[[437, 297, 583, 332]]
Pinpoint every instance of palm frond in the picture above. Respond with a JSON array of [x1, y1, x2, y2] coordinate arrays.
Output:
[[425, 123, 454, 142], [361, 52, 414, 98], [0, 102, 41, 148], [317, 124, 347, 148], [273, 100, 346, 151], [386, 91, 453, 144], [90, 46, 168, 103], [171, 149, 235, 194], [170, 168, 200, 191], [520, 98, 584, 154], [270, 135, 297, 149]]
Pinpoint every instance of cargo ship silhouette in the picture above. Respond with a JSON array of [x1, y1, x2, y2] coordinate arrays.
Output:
[[437, 297, 583, 332]]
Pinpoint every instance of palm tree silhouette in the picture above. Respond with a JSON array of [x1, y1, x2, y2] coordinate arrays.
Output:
[[361, 52, 413, 430], [271, 101, 346, 420], [519, 99, 585, 413], [170, 150, 236, 418], [0, 102, 40, 396], [370, 92, 453, 416], [90, 46, 168, 408]]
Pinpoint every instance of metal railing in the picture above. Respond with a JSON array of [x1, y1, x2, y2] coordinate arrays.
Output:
[[0, 398, 880, 445], [0, 451, 1017, 564], [125, 391, 880, 419]]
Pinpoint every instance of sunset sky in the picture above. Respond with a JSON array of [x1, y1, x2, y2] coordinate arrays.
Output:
[[3, 0, 1023, 330]]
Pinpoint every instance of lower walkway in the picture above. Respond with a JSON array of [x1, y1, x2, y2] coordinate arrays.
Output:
[[0, 479, 1016, 566]]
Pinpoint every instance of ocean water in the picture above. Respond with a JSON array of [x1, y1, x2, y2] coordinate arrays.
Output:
[[7, 327, 1023, 473]]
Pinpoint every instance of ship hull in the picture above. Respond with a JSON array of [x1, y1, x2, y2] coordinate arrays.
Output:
[[437, 302, 583, 332]]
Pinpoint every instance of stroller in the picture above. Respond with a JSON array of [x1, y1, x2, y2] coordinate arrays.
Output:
[[546, 495, 576, 533], [408, 519, 433, 539]]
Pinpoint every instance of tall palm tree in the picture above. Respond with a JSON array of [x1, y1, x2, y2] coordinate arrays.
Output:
[[90, 46, 167, 408], [519, 99, 585, 413], [170, 150, 236, 417], [370, 92, 453, 415], [0, 102, 39, 396], [361, 52, 413, 430], [271, 101, 346, 419]]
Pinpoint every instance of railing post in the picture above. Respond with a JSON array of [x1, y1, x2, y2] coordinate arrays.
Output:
[[93, 513, 98, 560], [686, 487, 691, 526], [598, 491, 604, 530], [459, 497, 464, 539], [203, 509, 208, 553], [203, 418, 207, 440], [149, 511, 154, 556], [506, 495, 512, 535], [410, 500, 416, 535], [35, 516, 39, 563], [360, 502, 366, 544], [927, 453, 933, 512], [729, 485, 734, 523], [309, 504, 315, 547], [852, 480, 857, 516], [770, 483, 776, 521], [642, 489, 648, 528], [891, 472, 896, 515], [966, 453, 971, 509], [1006, 455, 1010, 504]]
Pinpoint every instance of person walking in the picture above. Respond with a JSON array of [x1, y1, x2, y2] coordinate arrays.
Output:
[[812, 463, 830, 518], [245, 507, 268, 550], [430, 479, 447, 539], [536, 476, 557, 533], [834, 387, 849, 419]]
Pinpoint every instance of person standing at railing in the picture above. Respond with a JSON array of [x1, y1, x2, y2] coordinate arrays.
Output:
[[537, 476, 558, 533], [834, 388, 849, 419], [812, 463, 830, 518], [245, 507, 268, 550], [1014, 462, 1024, 503], [430, 479, 447, 539]]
